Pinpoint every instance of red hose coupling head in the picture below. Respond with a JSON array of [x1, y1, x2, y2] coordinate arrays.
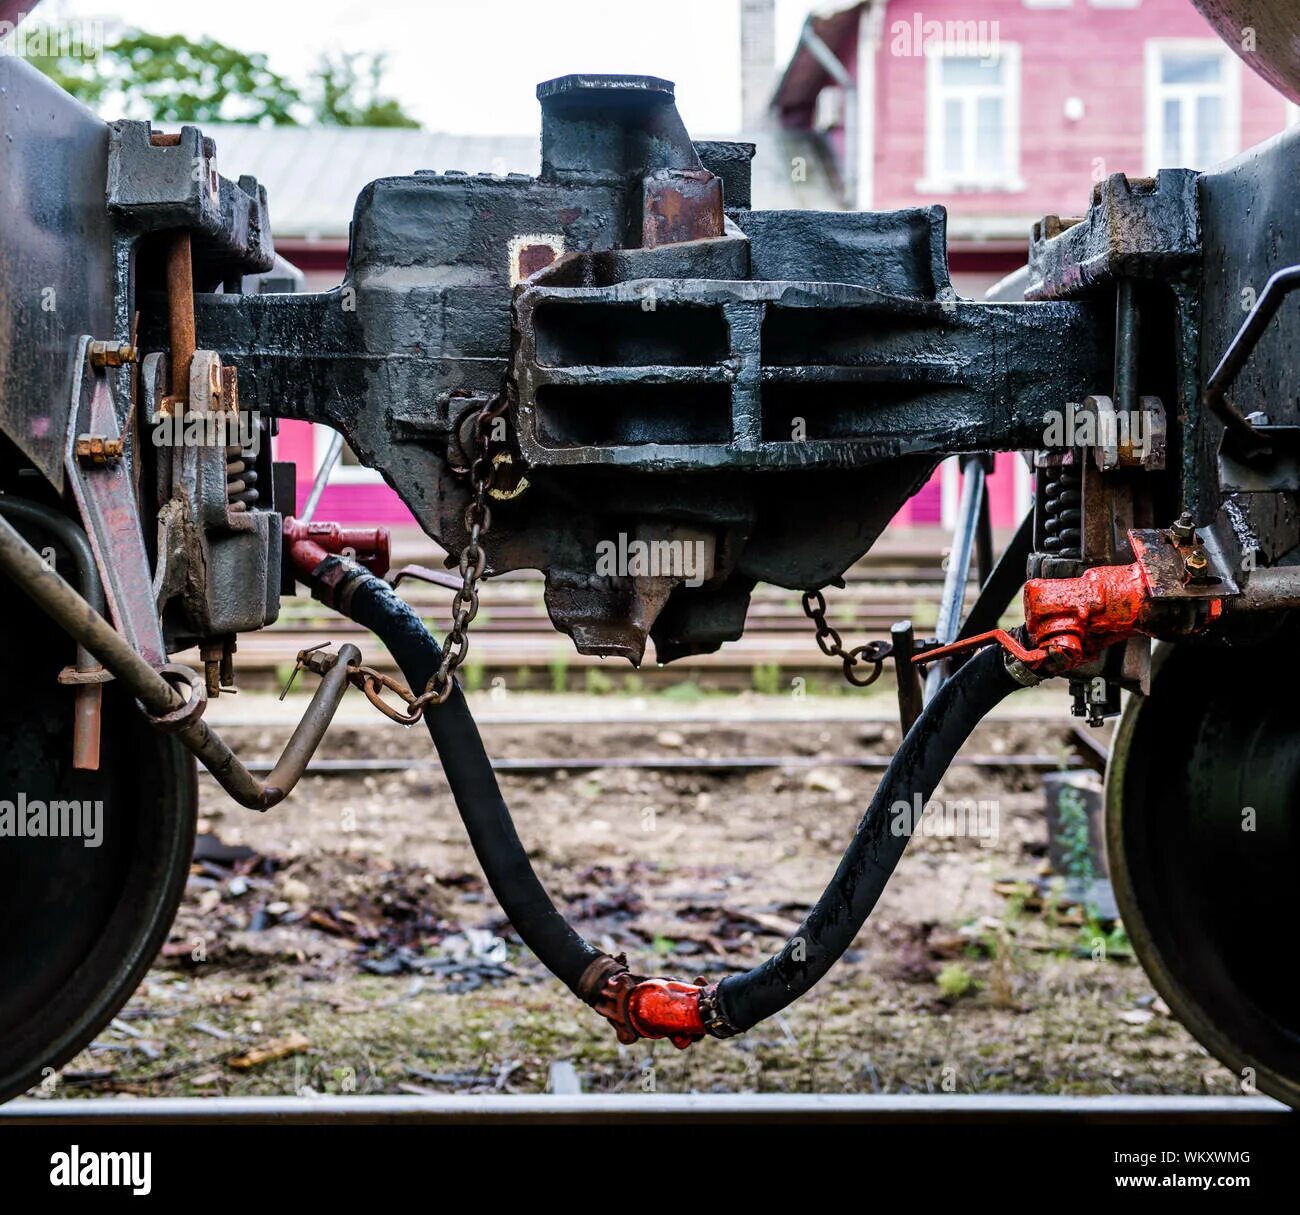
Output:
[[284, 518, 391, 583], [583, 956, 709, 1049]]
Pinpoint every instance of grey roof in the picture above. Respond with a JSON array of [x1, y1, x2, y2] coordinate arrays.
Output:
[[202, 122, 844, 241]]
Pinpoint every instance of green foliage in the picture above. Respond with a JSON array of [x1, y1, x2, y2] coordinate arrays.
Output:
[[936, 962, 975, 1001], [460, 661, 485, 694], [584, 668, 615, 696], [1055, 784, 1096, 888], [311, 53, 419, 128], [659, 680, 703, 703], [751, 662, 782, 696], [28, 28, 418, 129], [548, 653, 569, 694], [33, 28, 301, 124]]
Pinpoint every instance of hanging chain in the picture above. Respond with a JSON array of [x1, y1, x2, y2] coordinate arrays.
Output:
[[800, 589, 893, 688], [404, 394, 510, 713], [287, 398, 506, 726], [327, 395, 508, 725]]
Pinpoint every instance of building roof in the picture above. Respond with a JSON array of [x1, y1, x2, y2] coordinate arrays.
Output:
[[773, 1, 868, 115], [202, 121, 844, 242]]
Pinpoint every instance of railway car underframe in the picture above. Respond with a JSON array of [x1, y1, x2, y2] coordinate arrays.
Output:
[[2, 51, 1299, 1105]]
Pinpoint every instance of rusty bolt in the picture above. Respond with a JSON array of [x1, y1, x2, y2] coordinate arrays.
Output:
[[1169, 511, 1196, 545], [74, 434, 125, 464], [89, 341, 137, 368], [1183, 547, 1211, 582]]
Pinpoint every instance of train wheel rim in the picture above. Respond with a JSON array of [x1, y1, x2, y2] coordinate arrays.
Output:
[[0, 608, 196, 1103], [1106, 640, 1300, 1108]]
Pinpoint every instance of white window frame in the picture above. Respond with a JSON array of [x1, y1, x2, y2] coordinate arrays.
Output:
[[1144, 39, 1241, 174], [310, 424, 383, 485], [918, 42, 1024, 193]]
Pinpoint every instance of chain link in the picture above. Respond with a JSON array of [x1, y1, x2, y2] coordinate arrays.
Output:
[[800, 589, 893, 688], [399, 395, 509, 714]]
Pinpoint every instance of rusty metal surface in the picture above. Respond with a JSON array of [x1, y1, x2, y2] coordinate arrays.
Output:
[[166, 233, 197, 401], [1025, 171, 1200, 302], [63, 338, 166, 666]]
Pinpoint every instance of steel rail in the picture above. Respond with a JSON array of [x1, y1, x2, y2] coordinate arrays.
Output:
[[1, 1093, 1287, 1126], [214, 752, 1086, 778]]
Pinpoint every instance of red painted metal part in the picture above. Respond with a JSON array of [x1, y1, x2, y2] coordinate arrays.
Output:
[[594, 971, 708, 1050], [283, 518, 391, 583], [916, 560, 1223, 674]]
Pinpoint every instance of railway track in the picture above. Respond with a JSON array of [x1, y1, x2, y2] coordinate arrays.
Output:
[[197, 537, 1000, 683], [222, 753, 1088, 777], [2, 1093, 1288, 1125]]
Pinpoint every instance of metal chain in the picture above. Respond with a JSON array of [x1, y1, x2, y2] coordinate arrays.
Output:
[[800, 589, 893, 688], [394, 394, 510, 715], [337, 395, 506, 725]]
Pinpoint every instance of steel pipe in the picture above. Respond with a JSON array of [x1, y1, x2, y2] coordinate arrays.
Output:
[[0, 512, 357, 809]]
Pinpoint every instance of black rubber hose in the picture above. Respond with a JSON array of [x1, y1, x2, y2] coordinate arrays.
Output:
[[713, 642, 1024, 1031], [328, 557, 1023, 1033], [335, 564, 604, 996]]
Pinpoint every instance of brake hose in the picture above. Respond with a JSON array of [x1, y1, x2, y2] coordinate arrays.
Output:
[[316, 556, 1030, 1045]]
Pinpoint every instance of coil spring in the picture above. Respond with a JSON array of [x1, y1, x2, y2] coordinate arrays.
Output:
[[1042, 460, 1082, 559], [225, 443, 259, 513]]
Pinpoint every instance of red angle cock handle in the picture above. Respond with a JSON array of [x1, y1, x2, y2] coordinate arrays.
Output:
[[915, 560, 1222, 675]]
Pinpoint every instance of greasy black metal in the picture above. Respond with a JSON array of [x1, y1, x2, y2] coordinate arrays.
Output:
[[694, 140, 755, 211], [0, 58, 115, 490], [1108, 642, 1300, 1109], [1198, 124, 1300, 568], [0, 587, 197, 1105], [890, 619, 923, 734], [182, 73, 1110, 663], [1202, 264, 1300, 453], [107, 121, 274, 286], [329, 558, 604, 996], [715, 644, 1023, 1033], [0, 497, 108, 677], [1025, 170, 1201, 302]]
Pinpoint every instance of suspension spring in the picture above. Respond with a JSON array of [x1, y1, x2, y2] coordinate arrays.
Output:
[[1041, 458, 1082, 560], [226, 443, 259, 512]]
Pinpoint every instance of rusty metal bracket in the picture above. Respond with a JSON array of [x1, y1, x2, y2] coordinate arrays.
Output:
[[64, 335, 167, 666]]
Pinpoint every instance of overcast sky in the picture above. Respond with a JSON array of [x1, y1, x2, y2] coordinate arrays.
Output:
[[42, 0, 816, 134]]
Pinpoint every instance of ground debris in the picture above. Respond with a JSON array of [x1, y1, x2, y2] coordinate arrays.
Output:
[[227, 1032, 311, 1071]]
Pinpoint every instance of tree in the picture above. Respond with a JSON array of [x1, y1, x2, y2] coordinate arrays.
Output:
[[28, 28, 420, 129], [100, 31, 304, 124], [310, 53, 419, 128]]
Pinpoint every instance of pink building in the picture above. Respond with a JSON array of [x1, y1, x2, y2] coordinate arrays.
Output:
[[774, 0, 1295, 529]]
